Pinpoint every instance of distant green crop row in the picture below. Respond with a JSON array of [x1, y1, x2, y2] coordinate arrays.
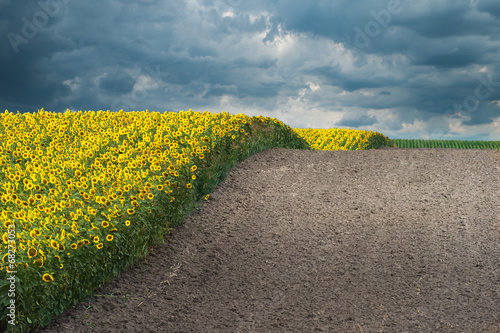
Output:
[[391, 138, 500, 150]]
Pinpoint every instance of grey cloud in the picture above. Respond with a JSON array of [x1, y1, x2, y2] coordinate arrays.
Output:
[[0, 0, 499, 140], [336, 114, 379, 128], [188, 45, 217, 58], [99, 70, 136, 94], [460, 102, 499, 126], [477, 0, 500, 19], [202, 84, 238, 98], [397, 4, 493, 39]]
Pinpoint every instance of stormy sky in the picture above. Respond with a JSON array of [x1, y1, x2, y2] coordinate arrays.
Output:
[[1, 0, 500, 140]]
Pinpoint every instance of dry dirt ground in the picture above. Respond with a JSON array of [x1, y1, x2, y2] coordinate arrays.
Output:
[[37, 147, 499, 333]]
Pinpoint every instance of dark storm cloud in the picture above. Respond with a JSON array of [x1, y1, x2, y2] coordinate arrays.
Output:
[[336, 114, 379, 128], [188, 45, 217, 58], [476, 0, 500, 19], [0, 0, 499, 139], [99, 70, 135, 94], [0, 0, 70, 112], [397, 4, 498, 39], [202, 83, 238, 98]]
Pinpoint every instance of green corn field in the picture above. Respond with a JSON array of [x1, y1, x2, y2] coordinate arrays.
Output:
[[391, 139, 500, 149]]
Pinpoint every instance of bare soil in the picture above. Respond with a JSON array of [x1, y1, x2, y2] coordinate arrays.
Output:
[[37, 148, 500, 333]]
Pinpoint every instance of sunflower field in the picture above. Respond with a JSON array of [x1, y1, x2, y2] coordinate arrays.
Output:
[[293, 128, 394, 150], [0, 108, 390, 332]]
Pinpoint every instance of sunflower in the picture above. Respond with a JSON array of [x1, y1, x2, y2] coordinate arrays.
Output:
[[42, 274, 54, 282], [204, 194, 210, 200], [96, 243, 103, 249], [71, 243, 78, 250], [28, 247, 38, 258], [101, 221, 109, 228], [125, 220, 131, 226], [34, 258, 44, 267], [127, 208, 135, 215], [106, 235, 113, 242]]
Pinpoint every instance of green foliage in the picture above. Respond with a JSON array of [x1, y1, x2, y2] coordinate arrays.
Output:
[[391, 139, 500, 149], [367, 134, 395, 149]]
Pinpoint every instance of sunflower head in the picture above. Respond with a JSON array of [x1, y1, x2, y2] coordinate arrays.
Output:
[[42, 274, 54, 282], [34, 258, 44, 267], [30, 228, 41, 238], [27, 247, 37, 258]]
